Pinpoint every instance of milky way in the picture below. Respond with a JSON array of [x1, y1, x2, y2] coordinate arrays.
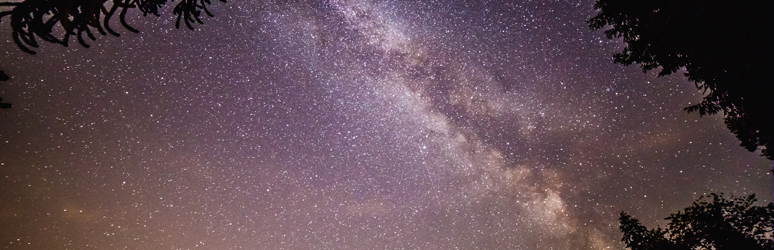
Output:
[[0, 1, 771, 249]]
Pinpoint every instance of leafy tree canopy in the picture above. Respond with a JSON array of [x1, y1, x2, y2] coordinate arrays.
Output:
[[0, 70, 10, 109], [0, 0, 225, 109], [619, 193, 774, 250], [0, 0, 226, 54], [589, 0, 774, 160]]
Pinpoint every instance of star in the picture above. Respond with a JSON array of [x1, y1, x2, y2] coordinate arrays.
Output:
[[0, 1, 769, 249]]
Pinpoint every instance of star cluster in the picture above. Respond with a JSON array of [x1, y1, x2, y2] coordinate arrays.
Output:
[[0, 0, 771, 249]]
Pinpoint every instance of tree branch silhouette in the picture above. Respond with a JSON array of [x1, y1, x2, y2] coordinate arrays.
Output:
[[589, 0, 774, 160], [619, 193, 774, 250], [0, 0, 226, 54], [0, 70, 11, 109], [0, 0, 225, 108]]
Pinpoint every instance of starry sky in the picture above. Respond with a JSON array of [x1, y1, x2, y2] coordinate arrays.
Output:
[[0, 0, 771, 249]]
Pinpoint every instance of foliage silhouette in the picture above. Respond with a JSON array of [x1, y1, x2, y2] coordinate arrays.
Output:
[[619, 193, 774, 250], [0, 70, 10, 109], [0, 0, 225, 108], [0, 0, 225, 54], [589, 0, 774, 160]]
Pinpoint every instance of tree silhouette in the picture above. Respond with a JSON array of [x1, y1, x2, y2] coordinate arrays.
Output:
[[589, 0, 774, 160], [0, 70, 11, 109], [0, 0, 225, 108], [619, 193, 774, 250], [0, 0, 226, 54]]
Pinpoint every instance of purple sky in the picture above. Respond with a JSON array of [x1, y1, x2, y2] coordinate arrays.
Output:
[[1, 1, 771, 249]]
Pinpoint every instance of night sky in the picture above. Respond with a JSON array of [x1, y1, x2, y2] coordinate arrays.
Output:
[[0, 0, 771, 249]]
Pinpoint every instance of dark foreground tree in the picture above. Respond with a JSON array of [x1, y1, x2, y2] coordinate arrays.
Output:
[[589, 0, 774, 160], [0, 0, 225, 108], [619, 193, 774, 250], [0, 70, 11, 109], [0, 0, 226, 54]]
